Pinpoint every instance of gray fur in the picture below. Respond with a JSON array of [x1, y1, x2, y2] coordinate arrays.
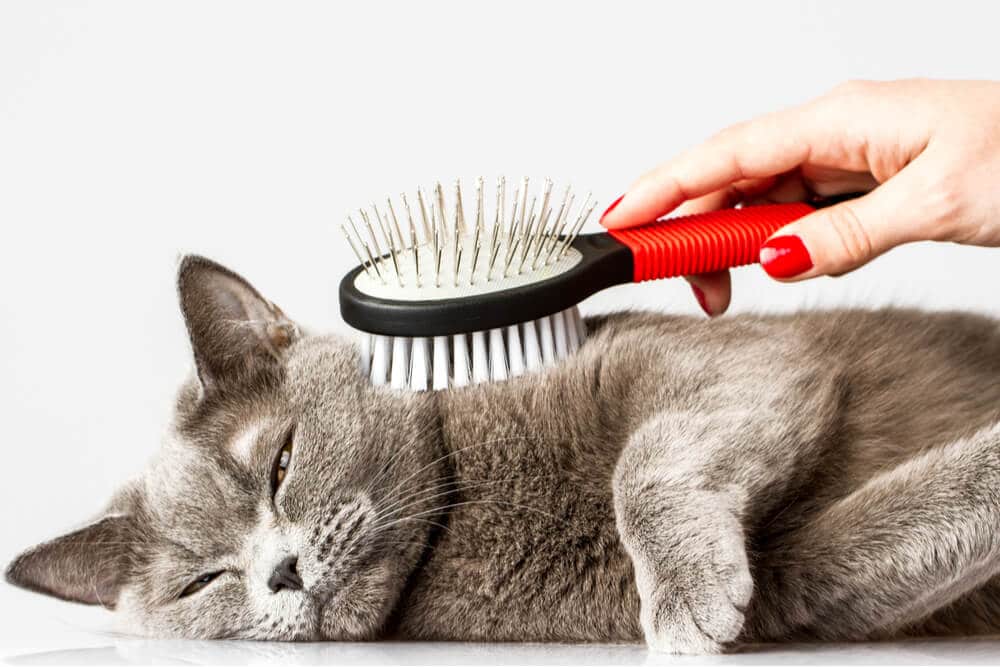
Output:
[[8, 255, 1000, 652]]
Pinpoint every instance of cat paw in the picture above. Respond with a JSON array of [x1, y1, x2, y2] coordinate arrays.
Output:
[[636, 525, 752, 654]]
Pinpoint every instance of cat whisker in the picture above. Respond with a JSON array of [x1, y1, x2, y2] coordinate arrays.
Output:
[[315, 479, 519, 566], [319, 512, 380, 569], [360, 421, 442, 495], [369, 432, 574, 515], [376, 517, 451, 535], [373, 538, 447, 559], [370, 498, 564, 535], [370, 469, 556, 519], [370, 473, 561, 526], [368, 478, 461, 524], [373, 438, 506, 501], [375, 435, 555, 502], [377, 539, 440, 550], [368, 473, 497, 519]]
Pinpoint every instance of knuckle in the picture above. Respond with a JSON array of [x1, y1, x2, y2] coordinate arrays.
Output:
[[711, 120, 749, 146], [934, 174, 967, 216], [923, 176, 968, 239], [824, 203, 874, 270]]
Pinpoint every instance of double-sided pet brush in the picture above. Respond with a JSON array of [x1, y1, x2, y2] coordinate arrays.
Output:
[[339, 177, 824, 391]]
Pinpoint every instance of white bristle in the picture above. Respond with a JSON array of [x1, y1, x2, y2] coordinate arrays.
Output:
[[489, 328, 508, 382], [471, 331, 489, 384], [553, 310, 568, 360], [522, 320, 542, 371], [361, 306, 587, 392], [573, 307, 587, 343], [410, 337, 429, 391], [566, 310, 581, 354], [538, 315, 556, 366], [432, 335, 450, 390], [452, 334, 470, 387], [390, 336, 409, 389], [359, 335, 372, 377], [371, 335, 391, 386], [506, 324, 524, 377], [345, 178, 597, 392]]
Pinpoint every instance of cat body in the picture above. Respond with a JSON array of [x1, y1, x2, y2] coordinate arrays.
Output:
[[8, 256, 1000, 653], [402, 308, 1000, 648]]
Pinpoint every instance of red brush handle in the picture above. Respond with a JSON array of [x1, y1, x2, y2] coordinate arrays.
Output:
[[606, 202, 815, 282]]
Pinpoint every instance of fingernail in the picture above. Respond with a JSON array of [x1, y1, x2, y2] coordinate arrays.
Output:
[[691, 284, 712, 317], [600, 194, 624, 223], [760, 235, 813, 279]]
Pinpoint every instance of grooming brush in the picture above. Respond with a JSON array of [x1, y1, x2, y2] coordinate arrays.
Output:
[[339, 177, 840, 391]]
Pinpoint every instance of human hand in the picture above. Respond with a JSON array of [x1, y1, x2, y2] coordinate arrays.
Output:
[[600, 79, 1000, 316]]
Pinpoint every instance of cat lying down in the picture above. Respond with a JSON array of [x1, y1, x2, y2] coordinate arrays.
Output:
[[8, 255, 1000, 653]]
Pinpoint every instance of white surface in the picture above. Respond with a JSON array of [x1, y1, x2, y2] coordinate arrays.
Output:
[[4, 585, 1000, 664], [7, 630, 1000, 666], [2, 0, 999, 663]]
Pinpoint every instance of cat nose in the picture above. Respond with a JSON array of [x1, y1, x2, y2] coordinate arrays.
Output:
[[267, 555, 303, 593]]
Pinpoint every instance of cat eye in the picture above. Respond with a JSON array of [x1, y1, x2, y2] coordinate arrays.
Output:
[[271, 430, 294, 495], [179, 571, 223, 598]]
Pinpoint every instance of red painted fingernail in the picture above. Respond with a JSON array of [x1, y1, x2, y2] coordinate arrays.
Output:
[[760, 235, 813, 279], [691, 284, 712, 317], [600, 194, 624, 223]]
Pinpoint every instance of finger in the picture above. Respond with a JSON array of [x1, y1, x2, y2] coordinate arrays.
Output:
[[758, 162, 940, 281], [685, 271, 731, 317], [744, 172, 811, 206], [673, 177, 777, 217], [745, 169, 876, 207], [673, 190, 733, 218], [601, 106, 816, 229], [799, 165, 879, 197]]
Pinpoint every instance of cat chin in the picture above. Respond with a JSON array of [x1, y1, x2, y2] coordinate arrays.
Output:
[[110, 590, 174, 639], [316, 557, 403, 640]]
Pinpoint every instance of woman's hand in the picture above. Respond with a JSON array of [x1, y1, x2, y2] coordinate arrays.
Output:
[[600, 79, 1000, 316]]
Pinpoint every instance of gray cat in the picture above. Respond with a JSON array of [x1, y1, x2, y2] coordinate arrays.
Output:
[[8, 255, 1000, 653]]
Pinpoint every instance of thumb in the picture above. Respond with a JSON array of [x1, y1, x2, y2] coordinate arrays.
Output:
[[759, 170, 930, 281]]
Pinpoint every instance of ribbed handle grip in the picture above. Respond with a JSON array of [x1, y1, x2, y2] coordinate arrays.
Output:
[[606, 202, 815, 282]]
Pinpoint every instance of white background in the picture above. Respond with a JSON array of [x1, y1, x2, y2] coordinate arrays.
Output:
[[2, 1, 999, 663]]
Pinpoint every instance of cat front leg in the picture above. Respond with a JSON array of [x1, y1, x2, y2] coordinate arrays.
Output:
[[615, 477, 752, 653], [612, 405, 826, 653]]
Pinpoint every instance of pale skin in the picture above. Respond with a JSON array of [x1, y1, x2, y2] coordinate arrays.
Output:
[[600, 79, 1000, 315]]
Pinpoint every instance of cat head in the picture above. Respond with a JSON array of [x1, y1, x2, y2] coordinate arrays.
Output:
[[6, 256, 442, 639]]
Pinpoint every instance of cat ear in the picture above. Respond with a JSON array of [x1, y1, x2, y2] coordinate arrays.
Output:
[[5, 515, 137, 608], [177, 255, 300, 394]]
